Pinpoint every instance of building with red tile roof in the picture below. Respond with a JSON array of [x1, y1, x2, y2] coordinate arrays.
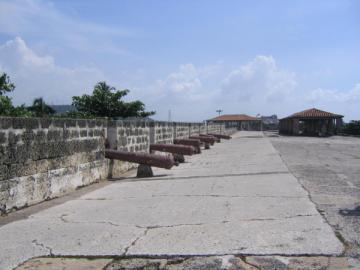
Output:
[[279, 108, 343, 136], [208, 114, 261, 131]]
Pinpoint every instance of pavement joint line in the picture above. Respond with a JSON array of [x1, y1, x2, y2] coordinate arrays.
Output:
[[149, 194, 306, 199], [114, 171, 291, 183]]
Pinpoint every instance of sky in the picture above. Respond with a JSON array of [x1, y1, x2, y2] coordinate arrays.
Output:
[[0, 0, 359, 121]]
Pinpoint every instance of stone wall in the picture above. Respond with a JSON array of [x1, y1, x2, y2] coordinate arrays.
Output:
[[207, 123, 223, 134], [173, 123, 190, 139], [189, 123, 201, 136], [0, 117, 107, 214], [107, 120, 150, 178], [150, 121, 173, 144], [0, 118, 228, 214]]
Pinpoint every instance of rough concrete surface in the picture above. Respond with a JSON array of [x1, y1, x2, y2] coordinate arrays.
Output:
[[270, 135, 360, 259], [1, 131, 355, 269]]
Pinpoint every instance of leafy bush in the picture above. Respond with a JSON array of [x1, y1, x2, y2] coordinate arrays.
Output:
[[342, 121, 360, 135]]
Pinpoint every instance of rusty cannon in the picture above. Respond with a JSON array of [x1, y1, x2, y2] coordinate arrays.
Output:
[[190, 135, 216, 146], [208, 133, 232, 140], [199, 134, 220, 143], [173, 139, 202, 154], [105, 149, 177, 178], [150, 143, 196, 163]]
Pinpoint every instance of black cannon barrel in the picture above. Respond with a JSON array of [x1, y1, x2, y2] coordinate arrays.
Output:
[[105, 149, 176, 169], [208, 133, 232, 140], [150, 143, 195, 155], [190, 135, 216, 145], [173, 139, 201, 153]]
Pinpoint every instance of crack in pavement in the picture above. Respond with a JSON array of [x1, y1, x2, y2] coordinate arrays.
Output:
[[55, 214, 317, 230], [123, 228, 150, 255], [32, 239, 53, 256]]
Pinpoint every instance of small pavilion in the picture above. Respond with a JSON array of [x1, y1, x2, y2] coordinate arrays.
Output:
[[208, 114, 262, 131], [279, 108, 343, 136]]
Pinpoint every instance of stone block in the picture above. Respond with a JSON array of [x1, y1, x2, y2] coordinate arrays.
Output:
[[80, 129, 88, 137], [64, 119, 77, 127], [8, 132, 21, 145], [24, 118, 40, 130], [34, 130, 46, 143], [70, 130, 79, 138], [88, 120, 96, 128], [53, 119, 65, 128], [77, 119, 87, 128], [47, 130, 62, 141], [0, 118, 12, 129], [21, 130, 35, 144], [0, 132, 6, 144], [15, 144, 30, 163], [39, 118, 52, 129], [0, 165, 9, 181]]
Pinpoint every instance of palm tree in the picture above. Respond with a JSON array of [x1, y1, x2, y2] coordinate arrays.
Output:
[[27, 97, 55, 117]]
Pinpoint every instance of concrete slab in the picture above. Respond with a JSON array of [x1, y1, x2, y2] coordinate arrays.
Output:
[[0, 131, 344, 270]]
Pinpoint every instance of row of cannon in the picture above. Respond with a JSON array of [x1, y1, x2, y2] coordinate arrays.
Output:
[[105, 133, 232, 177]]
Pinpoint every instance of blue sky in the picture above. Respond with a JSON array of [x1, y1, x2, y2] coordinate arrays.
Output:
[[0, 0, 359, 121]]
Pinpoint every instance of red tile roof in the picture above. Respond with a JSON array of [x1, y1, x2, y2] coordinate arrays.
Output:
[[210, 114, 260, 121], [282, 108, 343, 119]]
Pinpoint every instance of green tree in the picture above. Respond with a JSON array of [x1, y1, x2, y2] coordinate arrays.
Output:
[[72, 81, 155, 118], [27, 97, 55, 117], [0, 73, 15, 95], [0, 72, 33, 117]]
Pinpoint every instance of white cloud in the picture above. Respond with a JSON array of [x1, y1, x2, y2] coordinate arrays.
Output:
[[157, 64, 202, 95], [0, 37, 105, 105], [0, 0, 130, 55], [309, 84, 360, 103], [221, 55, 297, 102], [145, 56, 298, 121]]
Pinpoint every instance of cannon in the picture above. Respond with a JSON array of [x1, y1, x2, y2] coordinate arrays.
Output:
[[208, 133, 232, 140], [199, 134, 220, 143], [189, 135, 216, 146], [105, 149, 177, 178], [150, 143, 196, 163], [173, 139, 202, 154]]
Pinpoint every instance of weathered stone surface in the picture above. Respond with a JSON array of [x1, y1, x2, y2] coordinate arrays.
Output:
[[270, 135, 360, 258], [16, 257, 112, 270]]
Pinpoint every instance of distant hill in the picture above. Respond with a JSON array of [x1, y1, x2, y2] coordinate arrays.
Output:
[[50, 105, 76, 115]]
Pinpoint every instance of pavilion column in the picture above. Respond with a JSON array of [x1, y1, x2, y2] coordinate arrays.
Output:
[[336, 118, 343, 133], [293, 118, 299, 135]]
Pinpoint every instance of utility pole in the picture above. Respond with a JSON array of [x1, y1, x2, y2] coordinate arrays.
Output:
[[216, 109, 223, 116], [168, 109, 172, 122]]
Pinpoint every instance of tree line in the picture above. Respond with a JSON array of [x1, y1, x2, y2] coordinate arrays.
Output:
[[0, 72, 155, 119]]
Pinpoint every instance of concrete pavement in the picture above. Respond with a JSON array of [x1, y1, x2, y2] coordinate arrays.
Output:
[[0, 131, 344, 269]]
